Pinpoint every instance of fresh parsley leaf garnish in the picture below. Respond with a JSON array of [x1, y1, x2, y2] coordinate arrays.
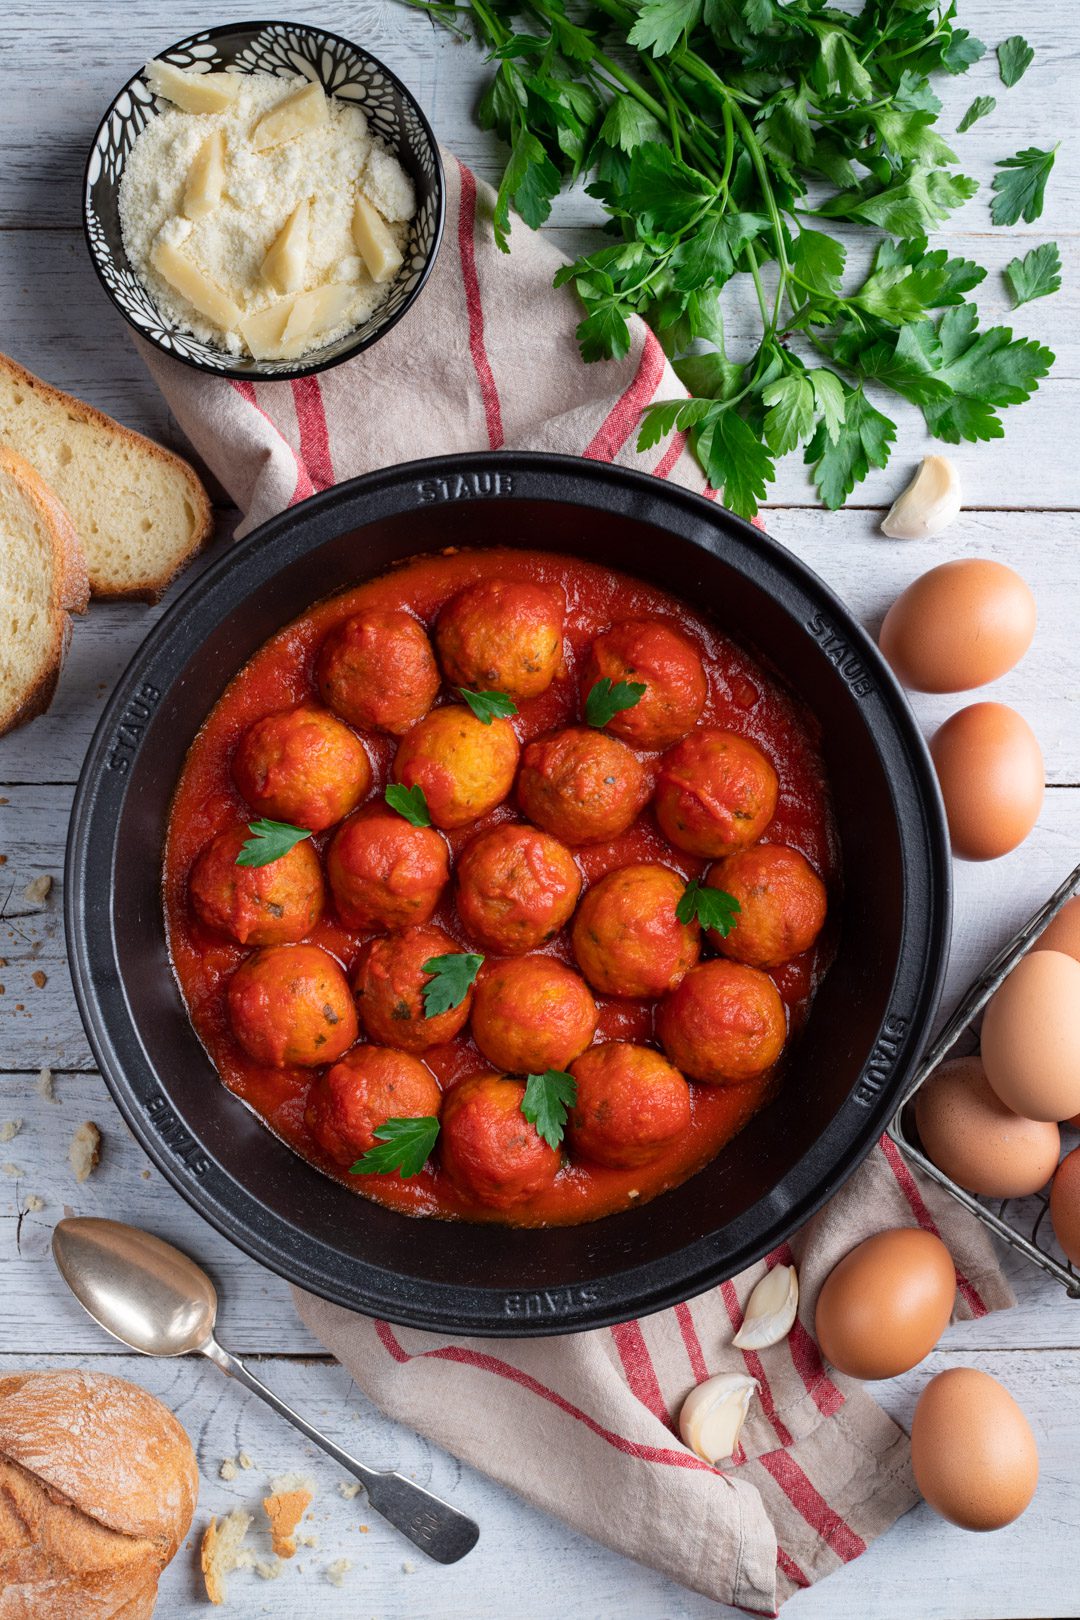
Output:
[[676, 879, 741, 936], [458, 688, 519, 724], [1004, 243, 1062, 309], [991, 146, 1058, 226], [235, 819, 312, 868], [585, 676, 646, 728], [956, 96, 995, 134], [997, 35, 1034, 88], [350, 1116, 440, 1178], [421, 952, 484, 1017], [521, 1069, 577, 1150], [384, 783, 431, 827]]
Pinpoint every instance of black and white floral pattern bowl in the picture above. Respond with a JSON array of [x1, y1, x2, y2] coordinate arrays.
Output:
[[83, 20, 445, 381]]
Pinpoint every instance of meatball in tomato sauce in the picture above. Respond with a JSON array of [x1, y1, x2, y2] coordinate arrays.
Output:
[[328, 804, 449, 932], [305, 1046, 441, 1166], [455, 823, 581, 955], [571, 863, 699, 998], [582, 619, 706, 750], [352, 924, 473, 1053], [517, 726, 649, 846], [233, 705, 371, 833], [316, 609, 440, 737], [227, 944, 357, 1068], [654, 728, 777, 858], [708, 844, 826, 968], [189, 823, 323, 947], [471, 956, 597, 1075], [436, 578, 565, 700], [568, 1043, 691, 1168], [393, 706, 519, 830], [658, 959, 785, 1085], [440, 1072, 560, 1210]]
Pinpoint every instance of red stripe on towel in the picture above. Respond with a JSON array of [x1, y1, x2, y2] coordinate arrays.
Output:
[[228, 378, 315, 505], [583, 328, 666, 462], [673, 1301, 710, 1384], [757, 1450, 867, 1563], [457, 160, 504, 449], [290, 376, 335, 491], [610, 1320, 672, 1427], [880, 1135, 989, 1318]]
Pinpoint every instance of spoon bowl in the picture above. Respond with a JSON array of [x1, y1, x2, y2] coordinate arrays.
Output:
[[52, 1217, 217, 1356]]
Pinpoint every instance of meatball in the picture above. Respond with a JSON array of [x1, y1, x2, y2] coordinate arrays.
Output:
[[436, 578, 565, 700], [352, 924, 474, 1052], [440, 1072, 560, 1209], [708, 844, 827, 968], [305, 1046, 441, 1166], [316, 609, 440, 737], [456, 823, 581, 955], [657, 960, 786, 1085], [227, 944, 357, 1068], [189, 822, 323, 947], [654, 728, 777, 858], [571, 863, 699, 998], [471, 956, 597, 1074], [327, 804, 449, 932], [517, 726, 649, 846], [392, 706, 519, 830], [568, 1043, 691, 1168], [582, 619, 707, 749], [233, 704, 371, 833]]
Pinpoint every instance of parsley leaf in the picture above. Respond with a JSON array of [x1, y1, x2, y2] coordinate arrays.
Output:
[[628, 0, 702, 57], [384, 783, 431, 827], [585, 676, 647, 727], [421, 952, 484, 1017], [235, 819, 312, 867], [921, 304, 1054, 443], [351, 1116, 440, 1178], [1004, 243, 1062, 308], [521, 1069, 577, 1149], [493, 127, 560, 251], [997, 36, 1034, 88], [762, 376, 815, 457], [991, 146, 1058, 226], [806, 387, 896, 510], [599, 95, 664, 154], [942, 29, 986, 74], [696, 408, 776, 518], [957, 96, 995, 134], [676, 878, 741, 935], [458, 688, 519, 724]]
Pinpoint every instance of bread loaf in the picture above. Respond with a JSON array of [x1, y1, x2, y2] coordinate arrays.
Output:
[[0, 1370, 198, 1619]]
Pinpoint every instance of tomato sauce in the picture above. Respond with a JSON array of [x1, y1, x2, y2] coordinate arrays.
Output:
[[163, 547, 839, 1226]]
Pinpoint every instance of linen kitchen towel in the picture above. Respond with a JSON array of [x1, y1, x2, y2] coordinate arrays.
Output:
[[140, 155, 1012, 1614]]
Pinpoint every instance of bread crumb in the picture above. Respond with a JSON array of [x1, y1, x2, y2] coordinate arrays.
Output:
[[219, 1457, 238, 1481], [69, 1121, 102, 1182], [402, 1558, 416, 1573], [325, 1558, 352, 1587], [0, 1120, 21, 1143], [23, 874, 52, 905], [141, 1168, 151, 1179], [201, 1508, 253, 1605], [31, 970, 47, 989], [263, 1484, 313, 1558], [296, 1531, 318, 1548], [1, 1163, 22, 1177], [338, 1480, 362, 1499], [254, 1557, 283, 1581], [24, 1193, 45, 1212], [37, 1068, 55, 1102], [238, 1450, 254, 1469], [359, 1523, 369, 1533]]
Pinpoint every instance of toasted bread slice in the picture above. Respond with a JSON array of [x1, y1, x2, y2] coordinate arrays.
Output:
[[0, 354, 212, 602], [0, 444, 88, 738]]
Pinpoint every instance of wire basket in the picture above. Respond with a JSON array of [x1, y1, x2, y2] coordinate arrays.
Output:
[[888, 859, 1080, 1299]]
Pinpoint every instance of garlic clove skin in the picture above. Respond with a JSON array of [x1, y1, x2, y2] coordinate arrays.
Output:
[[881, 456, 962, 540], [679, 1373, 758, 1464], [732, 1263, 799, 1350]]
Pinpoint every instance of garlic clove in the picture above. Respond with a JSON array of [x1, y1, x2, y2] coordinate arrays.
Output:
[[880, 455, 962, 540], [732, 1263, 799, 1350], [678, 1373, 758, 1464]]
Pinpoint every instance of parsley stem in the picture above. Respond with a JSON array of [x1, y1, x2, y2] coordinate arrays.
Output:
[[644, 56, 681, 162]]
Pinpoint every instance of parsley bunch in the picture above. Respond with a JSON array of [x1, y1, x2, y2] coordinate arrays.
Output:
[[405, 0, 1056, 515]]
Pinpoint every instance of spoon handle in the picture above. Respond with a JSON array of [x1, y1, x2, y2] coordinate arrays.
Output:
[[201, 1337, 479, 1564]]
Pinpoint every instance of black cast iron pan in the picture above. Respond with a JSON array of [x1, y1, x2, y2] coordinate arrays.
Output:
[[66, 453, 951, 1336]]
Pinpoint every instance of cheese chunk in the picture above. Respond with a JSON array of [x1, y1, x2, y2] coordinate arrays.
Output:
[[240, 283, 354, 360], [150, 237, 242, 330], [145, 60, 241, 114], [251, 81, 328, 151], [183, 129, 226, 220], [261, 199, 309, 294], [352, 194, 404, 285]]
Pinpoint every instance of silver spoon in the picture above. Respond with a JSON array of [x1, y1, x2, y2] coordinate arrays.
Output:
[[51, 1216, 479, 1564]]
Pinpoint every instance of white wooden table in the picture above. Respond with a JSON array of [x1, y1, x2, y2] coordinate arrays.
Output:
[[2, 2, 1077, 1615]]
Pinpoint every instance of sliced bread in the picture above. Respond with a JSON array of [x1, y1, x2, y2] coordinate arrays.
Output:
[[0, 354, 212, 602], [0, 444, 88, 738]]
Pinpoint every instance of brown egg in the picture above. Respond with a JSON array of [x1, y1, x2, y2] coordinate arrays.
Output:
[[814, 1228, 955, 1380], [911, 1368, 1038, 1530], [929, 702, 1043, 861], [1034, 895, 1080, 966], [879, 559, 1036, 694], [1050, 1145, 1080, 1266], [981, 950, 1080, 1122], [915, 1056, 1060, 1198]]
